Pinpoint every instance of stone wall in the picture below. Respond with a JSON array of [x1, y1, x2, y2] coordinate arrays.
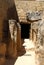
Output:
[[15, 1, 44, 22]]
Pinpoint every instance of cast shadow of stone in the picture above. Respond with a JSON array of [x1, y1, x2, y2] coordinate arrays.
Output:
[[17, 39, 26, 56], [4, 58, 17, 65]]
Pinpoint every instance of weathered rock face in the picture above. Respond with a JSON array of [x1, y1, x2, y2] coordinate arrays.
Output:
[[9, 20, 17, 41], [0, 0, 19, 60], [0, 0, 12, 41], [15, 1, 44, 22], [8, 19, 21, 57], [30, 16, 44, 46], [37, 20, 44, 46], [26, 11, 42, 21], [0, 0, 19, 42], [33, 19, 44, 65]]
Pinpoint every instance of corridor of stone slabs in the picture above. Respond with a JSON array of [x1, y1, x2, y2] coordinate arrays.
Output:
[[14, 39, 36, 65]]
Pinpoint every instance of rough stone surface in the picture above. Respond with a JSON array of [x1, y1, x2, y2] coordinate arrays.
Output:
[[35, 19, 44, 65], [8, 19, 21, 57], [15, 1, 44, 22], [26, 11, 42, 21]]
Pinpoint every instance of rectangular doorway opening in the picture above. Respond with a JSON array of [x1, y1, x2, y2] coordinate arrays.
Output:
[[20, 23, 31, 39]]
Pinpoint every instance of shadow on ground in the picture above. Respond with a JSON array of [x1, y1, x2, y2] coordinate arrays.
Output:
[[4, 58, 17, 65], [17, 46, 26, 56], [4, 45, 26, 65], [4, 44, 26, 65]]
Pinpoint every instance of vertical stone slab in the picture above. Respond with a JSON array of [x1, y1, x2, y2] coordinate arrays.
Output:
[[17, 23, 21, 51], [8, 20, 17, 58]]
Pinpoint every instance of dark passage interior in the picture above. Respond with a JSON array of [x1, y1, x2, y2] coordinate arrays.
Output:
[[20, 23, 31, 39]]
